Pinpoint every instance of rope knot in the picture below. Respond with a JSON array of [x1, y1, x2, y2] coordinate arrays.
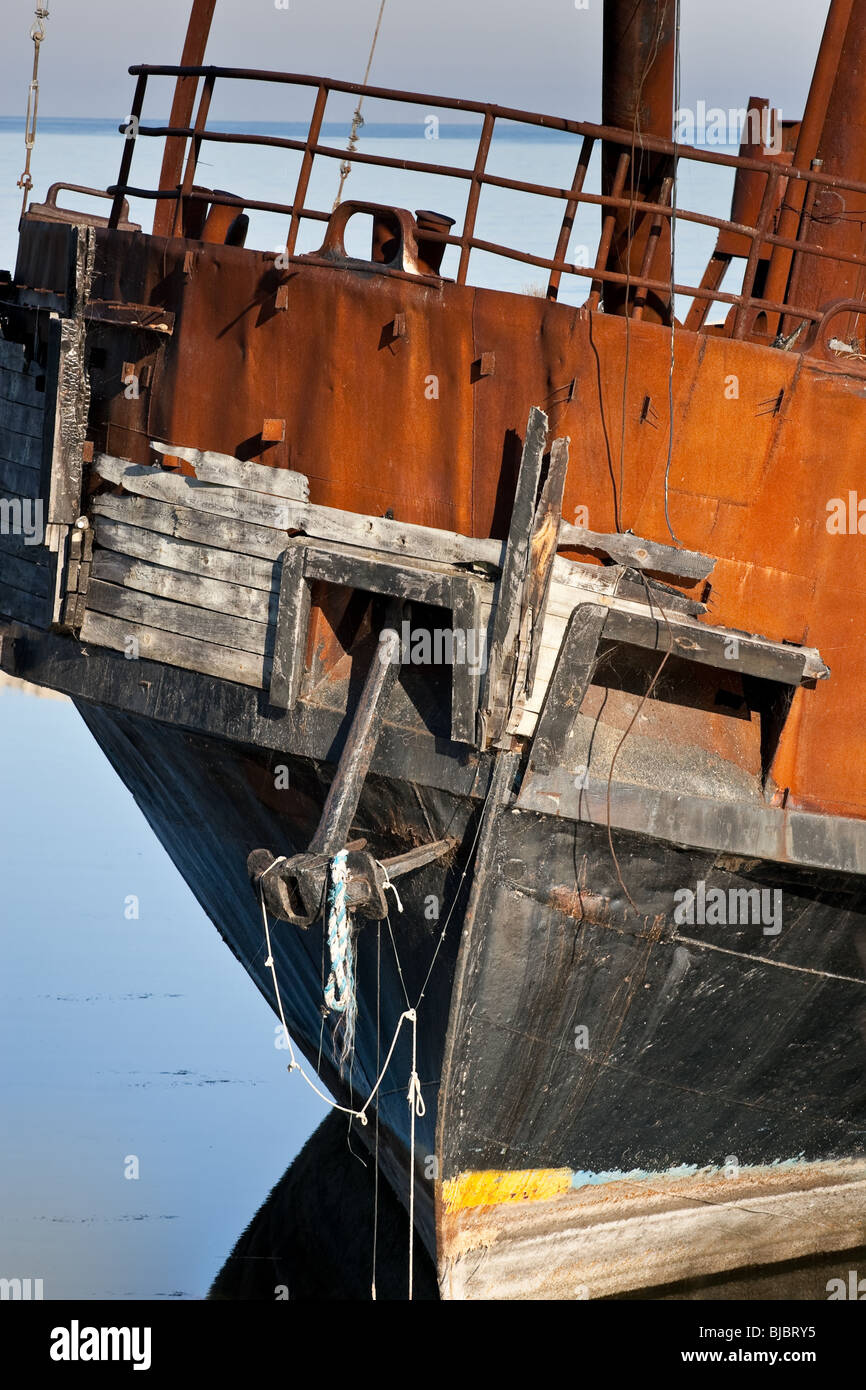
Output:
[[377, 860, 404, 913], [407, 1070, 426, 1117]]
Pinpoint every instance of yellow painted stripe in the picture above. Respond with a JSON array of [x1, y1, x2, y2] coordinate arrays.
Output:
[[442, 1168, 572, 1211]]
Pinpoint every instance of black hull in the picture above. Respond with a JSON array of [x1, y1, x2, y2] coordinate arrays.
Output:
[[70, 698, 866, 1265]]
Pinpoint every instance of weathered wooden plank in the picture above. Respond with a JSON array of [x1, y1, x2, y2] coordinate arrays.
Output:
[[0, 368, 45, 409], [0, 550, 51, 598], [558, 521, 715, 581], [93, 452, 713, 594], [524, 604, 609, 777], [92, 515, 278, 591], [269, 544, 310, 710], [46, 226, 94, 527], [308, 600, 405, 855], [91, 549, 275, 624], [450, 575, 484, 745], [152, 441, 309, 501], [302, 544, 455, 608], [0, 398, 44, 439], [90, 492, 287, 562], [0, 457, 42, 498], [0, 426, 43, 471], [86, 301, 174, 334], [94, 453, 506, 569], [95, 456, 301, 531], [78, 611, 268, 687], [0, 577, 48, 627], [600, 606, 825, 683], [479, 407, 549, 743], [520, 434, 569, 703], [86, 579, 271, 656]]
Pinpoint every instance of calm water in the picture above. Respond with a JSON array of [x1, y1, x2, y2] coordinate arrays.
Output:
[[0, 122, 737, 1298]]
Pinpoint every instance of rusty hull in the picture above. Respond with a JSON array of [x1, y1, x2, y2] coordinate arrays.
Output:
[[9, 210, 865, 824]]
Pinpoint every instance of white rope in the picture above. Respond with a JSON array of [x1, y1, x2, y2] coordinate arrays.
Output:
[[324, 850, 357, 1070], [258, 863, 419, 1129], [376, 859, 404, 914], [407, 1014, 425, 1301], [332, 0, 388, 209]]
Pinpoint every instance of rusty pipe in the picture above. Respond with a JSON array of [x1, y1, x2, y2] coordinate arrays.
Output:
[[152, 0, 218, 238], [601, 0, 676, 320], [763, 0, 856, 324]]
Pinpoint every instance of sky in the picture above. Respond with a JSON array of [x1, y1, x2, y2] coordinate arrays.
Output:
[[0, 0, 833, 126]]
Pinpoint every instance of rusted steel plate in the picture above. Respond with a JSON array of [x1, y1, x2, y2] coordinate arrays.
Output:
[[9, 212, 860, 822]]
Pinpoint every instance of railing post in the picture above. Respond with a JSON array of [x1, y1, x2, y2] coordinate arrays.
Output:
[[732, 168, 781, 339], [780, 171, 822, 338], [457, 110, 495, 286], [153, 0, 218, 236], [632, 174, 674, 320], [109, 72, 148, 229], [173, 71, 216, 238], [588, 150, 630, 310], [286, 83, 329, 257], [547, 135, 594, 301]]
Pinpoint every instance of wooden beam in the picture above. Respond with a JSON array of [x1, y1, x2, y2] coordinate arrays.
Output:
[[600, 606, 828, 684], [151, 441, 308, 500], [558, 521, 715, 581], [524, 603, 608, 778], [520, 434, 569, 703], [94, 453, 507, 568], [450, 575, 484, 746], [308, 601, 405, 855], [479, 407, 548, 744], [152, 0, 218, 238], [302, 543, 455, 609], [268, 544, 310, 710]]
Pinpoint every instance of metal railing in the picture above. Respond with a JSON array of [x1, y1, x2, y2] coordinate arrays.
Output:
[[107, 64, 866, 340]]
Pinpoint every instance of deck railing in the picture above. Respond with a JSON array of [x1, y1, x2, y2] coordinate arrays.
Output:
[[107, 64, 866, 340]]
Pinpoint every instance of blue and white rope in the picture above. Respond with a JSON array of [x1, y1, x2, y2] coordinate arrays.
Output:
[[324, 849, 357, 1066]]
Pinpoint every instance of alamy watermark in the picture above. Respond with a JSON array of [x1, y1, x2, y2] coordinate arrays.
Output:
[[0, 496, 43, 546], [674, 102, 781, 153], [50, 1321, 151, 1371], [673, 880, 782, 936], [0, 1276, 43, 1299], [379, 621, 487, 674]]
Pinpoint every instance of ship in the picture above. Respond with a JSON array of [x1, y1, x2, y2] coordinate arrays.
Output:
[[2, 0, 866, 1300]]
